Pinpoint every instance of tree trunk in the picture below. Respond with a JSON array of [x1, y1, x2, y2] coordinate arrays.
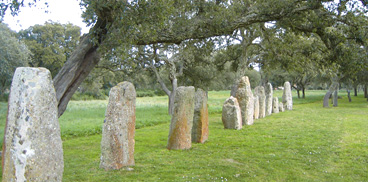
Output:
[[53, 17, 109, 117], [347, 90, 352, 102], [168, 79, 177, 115], [354, 85, 358, 96], [297, 89, 300, 99], [333, 89, 338, 107], [323, 82, 339, 107], [323, 91, 333, 107], [53, 35, 100, 117], [364, 84, 367, 98], [302, 87, 305, 99]]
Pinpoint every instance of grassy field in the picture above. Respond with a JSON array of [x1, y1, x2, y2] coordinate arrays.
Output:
[[0, 90, 367, 181]]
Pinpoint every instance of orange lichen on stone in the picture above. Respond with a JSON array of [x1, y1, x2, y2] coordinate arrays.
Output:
[[167, 86, 195, 150]]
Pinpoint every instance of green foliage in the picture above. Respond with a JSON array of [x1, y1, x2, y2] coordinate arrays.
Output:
[[0, 23, 30, 95], [0, 93, 9, 102], [18, 21, 81, 77], [71, 91, 107, 101], [136, 90, 155, 97]]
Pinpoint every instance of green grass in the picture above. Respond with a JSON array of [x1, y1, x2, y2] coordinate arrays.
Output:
[[1, 90, 368, 181]]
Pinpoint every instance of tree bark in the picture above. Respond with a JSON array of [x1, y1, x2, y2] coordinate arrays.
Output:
[[333, 89, 338, 107], [52, 17, 110, 117], [168, 79, 177, 115], [354, 85, 358, 96], [302, 87, 305, 99], [297, 89, 300, 99], [53, 35, 100, 117], [323, 82, 338, 107], [347, 90, 352, 102], [364, 84, 367, 98]]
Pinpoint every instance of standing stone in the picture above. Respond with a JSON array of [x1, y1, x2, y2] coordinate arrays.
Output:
[[279, 102, 285, 112], [2, 67, 63, 182], [100, 81, 136, 170], [254, 86, 266, 118], [282, 81, 293, 110], [235, 76, 254, 125], [167, 86, 195, 150], [272, 97, 279, 113], [265, 83, 273, 116], [192, 88, 209, 143], [253, 96, 259, 120], [222, 96, 242, 130]]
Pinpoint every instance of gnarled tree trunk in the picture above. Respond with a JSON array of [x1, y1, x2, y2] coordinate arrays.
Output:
[[53, 35, 100, 117], [53, 19, 108, 117], [333, 88, 338, 107], [347, 89, 352, 102], [323, 82, 339, 107]]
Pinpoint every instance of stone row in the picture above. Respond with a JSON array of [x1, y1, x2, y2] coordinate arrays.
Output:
[[222, 76, 293, 129]]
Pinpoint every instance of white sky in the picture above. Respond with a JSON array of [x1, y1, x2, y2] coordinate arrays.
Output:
[[3, 0, 89, 34]]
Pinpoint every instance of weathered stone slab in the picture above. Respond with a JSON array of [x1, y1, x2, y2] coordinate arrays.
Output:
[[100, 81, 136, 170], [253, 96, 259, 120], [167, 86, 195, 150], [265, 83, 273, 116], [192, 88, 209, 143], [235, 76, 254, 125], [2, 67, 63, 182], [254, 86, 266, 118], [272, 97, 279, 113], [279, 102, 285, 112], [282, 81, 293, 110], [222, 96, 242, 130]]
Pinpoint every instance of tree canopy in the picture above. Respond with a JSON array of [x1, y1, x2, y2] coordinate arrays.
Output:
[[18, 21, 81, 77], [0, 23, 30, 95], [1, 0, 368, 115]]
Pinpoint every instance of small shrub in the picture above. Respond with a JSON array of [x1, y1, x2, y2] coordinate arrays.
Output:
[[154, 89, 166, 96], [71, 91, 107, 101]]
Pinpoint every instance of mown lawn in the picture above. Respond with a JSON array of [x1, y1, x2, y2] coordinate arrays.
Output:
[[0, 90, 367, 181]]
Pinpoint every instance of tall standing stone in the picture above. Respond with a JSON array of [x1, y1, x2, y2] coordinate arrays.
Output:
[[100, 81, 136, 170], [167, 86, 195, 150], [254, 86, 266, 118], [272, 97, 279, 113], [253, 96, 259, 120], [235, 76, 254, 126], [222, 96, 242, 130], [192, 88, 209, 143], [2, 67, 63, 182], [279, 102, 285, 112], [282, 81, 293, 110], [265, 83, 273, 116]]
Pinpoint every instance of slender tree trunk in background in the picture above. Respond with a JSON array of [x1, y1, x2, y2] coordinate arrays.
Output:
[[150, 60, 177, 115], [347, 89, 352, 102], [302, 87, 306, 99], [354, 85, 357, 96], [168, 79, 177, 115], [323, 82, 339, 107], [297, 89, 300, 99], [333, 86, 339, 107], [364, 84, 367, 98]]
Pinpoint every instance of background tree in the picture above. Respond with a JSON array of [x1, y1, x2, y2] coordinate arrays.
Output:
[[18, 21, 81, 77], [0, 23, 30, 96]]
